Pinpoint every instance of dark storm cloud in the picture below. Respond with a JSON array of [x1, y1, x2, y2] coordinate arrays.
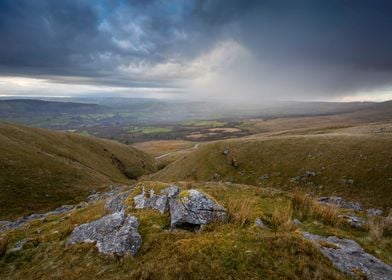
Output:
[[0, 0, 392, 99]]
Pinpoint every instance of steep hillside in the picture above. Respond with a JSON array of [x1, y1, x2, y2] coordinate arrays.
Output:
[[0, 122, 157, 219], [150, 133, 392, 208]]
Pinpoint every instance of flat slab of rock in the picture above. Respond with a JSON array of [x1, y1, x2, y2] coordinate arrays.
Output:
[[68, 212, 142, 256], [303, 232, 392, 280], [0, 204, 75, 233], [169, 189, 227, 230], [134, 185, 180, 214]]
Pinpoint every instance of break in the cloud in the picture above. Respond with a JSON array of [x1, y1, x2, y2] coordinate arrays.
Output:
[[0, 0, 392, 101]]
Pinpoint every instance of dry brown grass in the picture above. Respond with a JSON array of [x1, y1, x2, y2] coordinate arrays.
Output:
[[0, 236, 8, 257], [68, 201, 107, 226], [292, 191, 340, 226], [227, 198, 256, 227], [271, 204, 295, 232], [368, 210, 392, 241]]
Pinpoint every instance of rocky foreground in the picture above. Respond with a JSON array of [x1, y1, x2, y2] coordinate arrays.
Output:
[[1, 182, 391, 279]]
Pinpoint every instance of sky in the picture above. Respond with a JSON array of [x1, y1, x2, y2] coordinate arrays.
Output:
[[0, 0, 392, 102]]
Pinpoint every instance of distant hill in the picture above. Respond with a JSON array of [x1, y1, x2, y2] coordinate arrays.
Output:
[[0, 99, 100, 116], [0, 98, 383, 129], [0, 122, 157, 219]]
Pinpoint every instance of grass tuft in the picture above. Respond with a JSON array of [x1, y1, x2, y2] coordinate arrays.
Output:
[[227, 198, 256, 227], [292, 191, 340, 226], [368, 210, 392, 241], [0, 237, 8, 257], [270, 204, 295, 232]]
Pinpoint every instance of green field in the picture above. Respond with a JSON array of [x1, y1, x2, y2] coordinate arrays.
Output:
[[127, 126, 172, 134], [184, 120, 227, 127]]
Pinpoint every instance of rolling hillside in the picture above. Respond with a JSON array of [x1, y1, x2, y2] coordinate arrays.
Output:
[[0, 122, 157, 219], [150, 131, 392, 209]]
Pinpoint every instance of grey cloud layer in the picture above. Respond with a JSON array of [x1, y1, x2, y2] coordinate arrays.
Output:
[[0, 0, 392, 98]]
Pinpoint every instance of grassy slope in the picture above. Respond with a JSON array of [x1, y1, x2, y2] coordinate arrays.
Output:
[[0, 122, 157, 219], [1, 181, 390, 279], [0, 182, 346, 279], [150, 133, 392, 208]]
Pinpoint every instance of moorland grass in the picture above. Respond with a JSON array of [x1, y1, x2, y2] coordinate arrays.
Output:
[[0, 122, 157, 220]]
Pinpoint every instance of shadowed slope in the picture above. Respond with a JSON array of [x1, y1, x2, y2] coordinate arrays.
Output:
[[0, 122, 157, 219]]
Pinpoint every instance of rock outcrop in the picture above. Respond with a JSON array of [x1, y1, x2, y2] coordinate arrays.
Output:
[[68, 212, 142, 256], [169, 189, 227, 230], [303, 232, 392, 280], [317, 196, 362, 212], [0, 205, 75, 233], [105, 191, 131, 213], [133, 185, 179, 214]]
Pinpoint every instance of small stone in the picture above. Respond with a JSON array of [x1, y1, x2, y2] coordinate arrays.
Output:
[[231, 159, 239, 168], [255, 218, 268, 229], [11, 239, 26, 252], [305, 171, 316, 177], [260, 174, 269, 180], [366, 208, 383, 217], [338, 214, 365, 229], [293, 219, 302, 225]]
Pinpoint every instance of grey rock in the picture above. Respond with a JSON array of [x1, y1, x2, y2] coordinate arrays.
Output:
[[222, 149, 229, 156], [338, 214, 365, 229], [293, 219, 302, 225], [161, 185, 180, 199], [48, 205, 74, 215], [105, 191, 131, 213], [68, 212, 142, 256], [133, 185, 180, 214], [169, 189, 227, 230], [260, 174, 269, 180], [305, 171, 316, 177], [255, 218, 268, 229], [366, 208, 383, 217], [303, 232, 392, 280], [76, 201, 89, 209], [291, 171, 316, 183], [231, 159, 239, 168], [11, 239, 27, 252], [318, 196, 362, 212], [0, 186, 131, 234], [87, 193, 101, 204], [341, 178, 354, 185], [87, 186, 128, 204], [0, 204, 75, 233]]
